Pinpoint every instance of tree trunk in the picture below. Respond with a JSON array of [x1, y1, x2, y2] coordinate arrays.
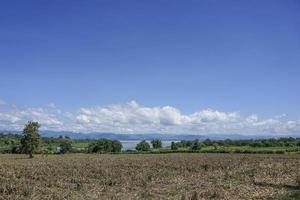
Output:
[[29, 153, 33, 158]]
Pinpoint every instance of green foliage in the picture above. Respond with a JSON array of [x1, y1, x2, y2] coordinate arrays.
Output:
[[136, 140, 150, 151], [203, 139, 213, 146], [190, 139, 202, 151], [171, 142, 178, 150], [151, 139, 162, 149], [172, 138, 300, 152], [11, 145, 21, 154], [43, 145, 55, 154], [172, 139, 203, 151], [88, 139, 122, 153], [213, 143, 219, 150], [59, 139, 73, 154], [1, 128, 300, 155], [111, 140, 123, 152], [20, 121, 41, 158]]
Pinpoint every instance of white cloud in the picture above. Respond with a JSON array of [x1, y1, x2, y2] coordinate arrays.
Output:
[[188, 109, 239, 124], [0, 101, 299, 135], [246, 114, 258, 124], [0, 105, 64, 131]]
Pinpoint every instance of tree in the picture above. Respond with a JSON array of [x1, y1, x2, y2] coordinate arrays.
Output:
[[213, 143, 219, 150], [59, 139, 73, 154], [11, 145, 21, 154], [88, 139, 122, 153], [45, 146, 54, 154], [203, 139, 212, 146], [135, 140, 150, 151], [151, 139, 162, 149], [20, 121, 41, 158], [190, 139, 202, 151], [171, 142, 178, 150], [111, 140, 122, 152], [96, 139, 112, 152]]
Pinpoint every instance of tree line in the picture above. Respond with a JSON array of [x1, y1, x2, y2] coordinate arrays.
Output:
[[1, 121, 300, 157], [0, 122, 165, 157]]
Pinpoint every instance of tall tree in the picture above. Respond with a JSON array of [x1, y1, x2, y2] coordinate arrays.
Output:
[[151, 139, 162, 149], [136, 140, 150, 151], [171, 142, 178, 150], [20, 121, 41, 158], [111, 140, 123, 152]]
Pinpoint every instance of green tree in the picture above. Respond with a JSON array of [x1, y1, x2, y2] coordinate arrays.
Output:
[[111, 140, 123, 152], [45, 146, 54, 154], [11, 145, 21, 154], [203, 139, 212, 146], [135, 140, 150, 151], [59, 139, 73, 154], [88, 139, 122, 153], [20, 121, 41, 158], [151, 139, 162, 149], [190, 139, 202, 151], [96, 139, 112, 152], [213, 143, 219, 150], [171, 142, 178, 150]]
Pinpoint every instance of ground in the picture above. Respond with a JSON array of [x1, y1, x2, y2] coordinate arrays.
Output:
[[0, 154, 299, 200]]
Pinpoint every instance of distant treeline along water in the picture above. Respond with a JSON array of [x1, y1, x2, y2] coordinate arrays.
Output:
[[1, 132, 300, 155]]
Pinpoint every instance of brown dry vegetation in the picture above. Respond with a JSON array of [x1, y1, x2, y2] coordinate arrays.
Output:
[[0, 154, 299, 200]]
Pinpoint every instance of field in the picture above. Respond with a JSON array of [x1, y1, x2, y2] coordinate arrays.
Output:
[[0, 154, 300, 200]]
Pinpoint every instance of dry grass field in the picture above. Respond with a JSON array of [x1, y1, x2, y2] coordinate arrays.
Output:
[[0, 154, 299, 200]]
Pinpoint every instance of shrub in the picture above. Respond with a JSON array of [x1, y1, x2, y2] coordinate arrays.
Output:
[[59, 139, 73, 154], [11, 145, 21, 154], [136, 140, 150, 151], [190, 140, 202, 151], [171, 142, 178, 150], [111, 140, 122, 152], [88, 139, 122, 153], [151, 139, 162, 149]]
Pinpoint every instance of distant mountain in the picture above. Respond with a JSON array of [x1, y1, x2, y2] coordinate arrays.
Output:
[[38, 131, 299, 140], [40, 131, 208, 140], [1, 130, 298, 140]]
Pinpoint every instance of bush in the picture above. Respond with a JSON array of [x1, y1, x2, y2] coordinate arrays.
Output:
[[190, 140, 202, 151], [112, 140, 122, 152], [136, 140, 150, 151], [88, 139, 122, 153], [11, 145, 21, 154], [59, 139, 73, 154], [171, 142, 178, 150], [151, 139, 162, 149]]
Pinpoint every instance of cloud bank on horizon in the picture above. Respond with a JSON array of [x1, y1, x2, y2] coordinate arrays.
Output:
[[0, 100, 299, 136]]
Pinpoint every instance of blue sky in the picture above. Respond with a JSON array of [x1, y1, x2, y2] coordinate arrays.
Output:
[[0, 1, 300, 134]]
